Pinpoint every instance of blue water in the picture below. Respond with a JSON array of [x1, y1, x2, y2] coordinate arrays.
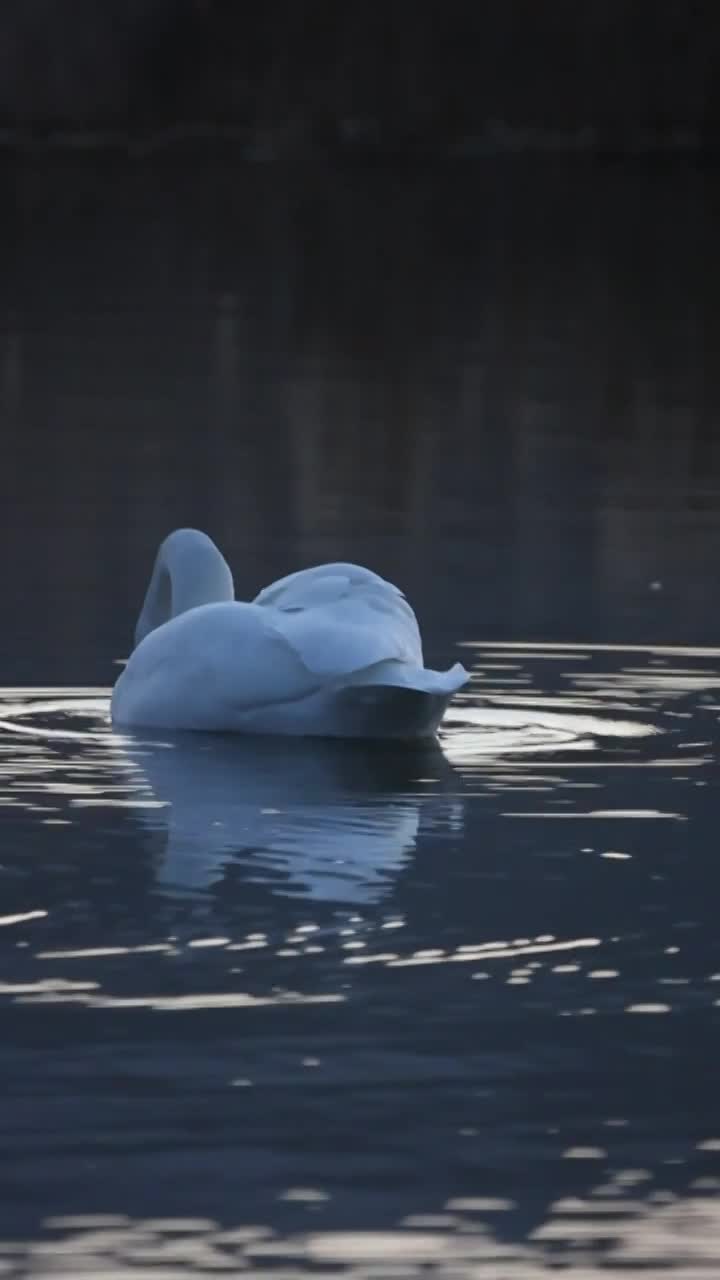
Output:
[[1, 156, 720, 1275]]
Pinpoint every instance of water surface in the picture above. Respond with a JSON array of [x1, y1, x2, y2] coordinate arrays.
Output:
[[1, 155, 720, 1275]]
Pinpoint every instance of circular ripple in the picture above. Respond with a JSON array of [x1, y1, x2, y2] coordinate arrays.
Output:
[[0, 695, 112, 742]]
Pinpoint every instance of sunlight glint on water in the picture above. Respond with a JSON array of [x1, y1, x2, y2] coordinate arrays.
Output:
[[1, 640, 720, 1270]]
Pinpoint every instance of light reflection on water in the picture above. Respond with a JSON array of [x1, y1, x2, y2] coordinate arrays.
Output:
[[1, 643, 720, 1273], [4, 1193, 720, 1276]]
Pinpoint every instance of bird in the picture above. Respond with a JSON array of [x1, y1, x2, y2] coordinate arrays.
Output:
[[111, 528, 468, 738]]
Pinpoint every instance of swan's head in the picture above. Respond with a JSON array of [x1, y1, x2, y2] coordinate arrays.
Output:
[[134, 528, 234, 648]]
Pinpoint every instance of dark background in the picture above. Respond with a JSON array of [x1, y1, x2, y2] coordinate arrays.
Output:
[[2, 4, 719, 675], [0, 1, 719, 155], [3, 156, 720, 685]]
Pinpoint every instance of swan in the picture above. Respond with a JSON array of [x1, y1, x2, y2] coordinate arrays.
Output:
[[111, 528, 468, 737]]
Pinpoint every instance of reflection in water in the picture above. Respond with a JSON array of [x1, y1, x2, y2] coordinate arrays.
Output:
[[5, 1189, 720, 1276], [119, 729, 460, 904], [0, 694, 463, 906], [443, 702, 655, 766]]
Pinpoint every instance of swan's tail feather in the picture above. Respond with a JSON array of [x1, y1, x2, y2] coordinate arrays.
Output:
[[333, 661, 468, 739]]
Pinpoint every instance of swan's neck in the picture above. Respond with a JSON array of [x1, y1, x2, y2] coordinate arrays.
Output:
[[134, 529, 234, 647]]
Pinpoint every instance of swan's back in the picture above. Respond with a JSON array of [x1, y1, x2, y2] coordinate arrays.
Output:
[[254, 562, 423, 667], [254, 562, 397, 608]]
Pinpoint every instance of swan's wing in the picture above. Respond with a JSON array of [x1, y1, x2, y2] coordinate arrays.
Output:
[[275, 598, 419, 675], [254, 563, 423, 668], [254, 562, 391, 609]]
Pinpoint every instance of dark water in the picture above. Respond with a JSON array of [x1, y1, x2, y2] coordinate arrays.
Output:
[[2, 155, 720, 1275]]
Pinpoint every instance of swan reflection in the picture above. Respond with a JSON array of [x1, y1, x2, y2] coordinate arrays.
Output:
[[116, 730, 463, 904]]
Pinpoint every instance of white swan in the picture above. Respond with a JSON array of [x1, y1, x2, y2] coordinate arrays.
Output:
[[111, 528, 468, 737]]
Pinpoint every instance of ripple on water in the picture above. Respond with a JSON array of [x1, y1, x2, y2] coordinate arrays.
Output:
[[0, 645, 719, 1272]]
